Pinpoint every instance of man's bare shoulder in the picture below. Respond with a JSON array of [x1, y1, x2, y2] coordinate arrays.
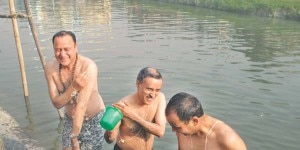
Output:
[[157, 92, 166, 102], [215, 122, 246, 149], [78, 55, 97, 70], [44, 59, 58, 74], [158, 92, 165, 99], [215, 122, 236, 137]]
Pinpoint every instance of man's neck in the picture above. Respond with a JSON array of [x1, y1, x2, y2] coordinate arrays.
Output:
[[196, 115, 212, 136]]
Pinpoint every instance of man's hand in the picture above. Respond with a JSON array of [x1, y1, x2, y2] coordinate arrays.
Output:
[[104, 131, 114, 144], [113, 101, 139, 121], [71, 138, 80, 150], [104, 121, 121, 144], [71, 72, 88, 91]]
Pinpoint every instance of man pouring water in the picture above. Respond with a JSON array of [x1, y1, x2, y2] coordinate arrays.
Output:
[[104, 67, 167, 150]]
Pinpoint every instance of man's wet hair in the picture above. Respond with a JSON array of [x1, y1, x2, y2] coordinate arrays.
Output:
[[136, 67, 162, 82], [52, 30, 76, 44], [166, 92, 204, 123]]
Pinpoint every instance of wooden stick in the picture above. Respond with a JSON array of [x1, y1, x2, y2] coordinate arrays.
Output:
[[0, 13, 28, 18], [22, 0, 64, 119], [23, 0, 46, 68], [8, 0, 29, 97]]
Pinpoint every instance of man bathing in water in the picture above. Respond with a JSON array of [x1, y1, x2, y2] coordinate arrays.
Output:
[[105, 67, 166, 150], [44, 30, 105, 149], [165, 92, 247, 150]]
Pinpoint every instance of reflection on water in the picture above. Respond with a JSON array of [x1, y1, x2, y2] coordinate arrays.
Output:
[[0, 0, 300, 149]]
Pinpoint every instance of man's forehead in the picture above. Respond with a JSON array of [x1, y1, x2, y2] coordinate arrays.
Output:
[[167, 119, 178, 128], [54, 35, 73, 42], [142, 77, 162, 84], [54, 36, 75, 46], [167, 111, 181, 123]]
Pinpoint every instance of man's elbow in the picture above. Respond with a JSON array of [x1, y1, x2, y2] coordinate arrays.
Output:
[[52, 101, 63, 109], [156, 129, 165, 138]]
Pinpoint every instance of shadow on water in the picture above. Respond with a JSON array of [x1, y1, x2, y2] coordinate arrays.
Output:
[[26, 95, 64, 149], [24, 97, 34, 130]]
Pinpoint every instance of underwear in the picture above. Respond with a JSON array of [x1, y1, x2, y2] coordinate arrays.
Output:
[[62, 110, 105, 149], [114, 143, 122, 150], [113, 143, 153, 150]]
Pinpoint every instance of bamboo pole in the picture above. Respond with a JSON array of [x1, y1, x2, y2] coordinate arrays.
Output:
[[0, 13, 27, 18], [23, 0, 46, 67], [8, 0, 29, 98], [23, 0, 64, 119]]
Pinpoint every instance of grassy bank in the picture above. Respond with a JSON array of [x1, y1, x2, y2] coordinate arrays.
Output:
[[153, 0, 300, 21]]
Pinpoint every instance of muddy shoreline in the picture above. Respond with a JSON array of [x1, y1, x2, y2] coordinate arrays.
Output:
[[0, 106, 45, 150]]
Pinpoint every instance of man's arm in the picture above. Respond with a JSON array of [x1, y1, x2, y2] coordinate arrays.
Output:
[[44, 62, 77, 109], [104, 121, 121, 144], [224, 134, 247, 150], [114, 93, 167, 138], [219, 125, 247, 150], [70, 60, 97, 135], [104, 99, 126, 144]]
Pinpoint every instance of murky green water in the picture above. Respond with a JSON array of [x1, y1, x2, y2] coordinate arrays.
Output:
[[0, 0, 300, 149]]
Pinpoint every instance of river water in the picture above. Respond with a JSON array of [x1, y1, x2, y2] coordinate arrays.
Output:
[[0, 0, 299, 149]]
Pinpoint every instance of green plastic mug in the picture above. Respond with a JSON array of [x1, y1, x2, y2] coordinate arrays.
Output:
[[100, 106, 123, 131]]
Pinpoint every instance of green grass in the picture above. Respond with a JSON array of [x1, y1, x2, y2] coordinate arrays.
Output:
[[154, 0, 300, 20]]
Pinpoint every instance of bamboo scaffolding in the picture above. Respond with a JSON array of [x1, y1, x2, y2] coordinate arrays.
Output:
[[24, 0, 46, 67], [23, 0, 64, 119], [2, 0, 64, 119], [0, 13, 28, 18], [8, 0, 29, 98]]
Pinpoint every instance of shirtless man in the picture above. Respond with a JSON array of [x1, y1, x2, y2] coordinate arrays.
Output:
[[104, 67, 166, 150], [165, 92, 247, 150], [44, 30, 105, 150]]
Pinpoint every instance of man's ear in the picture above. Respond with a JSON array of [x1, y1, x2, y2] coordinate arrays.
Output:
[[136, 80, 140, 88], [74, 43, 78, 49], [191, 116, 199, 126]]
